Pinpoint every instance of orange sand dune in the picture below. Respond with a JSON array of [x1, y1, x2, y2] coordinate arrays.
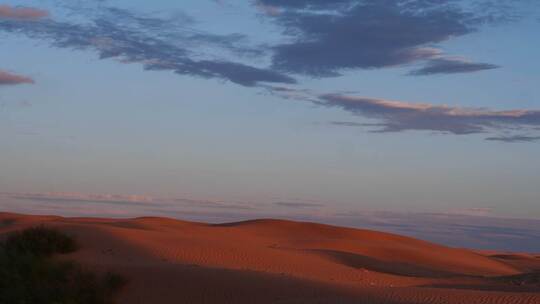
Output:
[[1, 212, 539, 304]]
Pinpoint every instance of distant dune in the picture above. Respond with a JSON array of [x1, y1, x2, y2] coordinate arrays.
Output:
[[1, 212, 539, 304]]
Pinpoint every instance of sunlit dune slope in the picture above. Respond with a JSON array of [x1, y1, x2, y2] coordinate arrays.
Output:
[[1, 212, 538, 304]]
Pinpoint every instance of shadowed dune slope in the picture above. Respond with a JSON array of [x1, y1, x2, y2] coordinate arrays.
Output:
[[0, 212, 538, 304]]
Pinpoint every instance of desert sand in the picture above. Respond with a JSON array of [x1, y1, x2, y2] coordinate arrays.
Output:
[[1, 212, 538, 304]]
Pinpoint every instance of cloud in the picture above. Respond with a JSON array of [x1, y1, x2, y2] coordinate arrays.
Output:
[[254, 1, 282, 16], [257, 0, 351, 9], [329, 121, 386, 128], [170, 198, 254, 210], [274, 202, 324, 208], [260, 85, 314, 100], [485, 135, 540, 143], [0, 70, 34, 85], [262, 85, 540, 142], [265, 0, 506, 76], [5, 192, 153, 206], [0, 1, 519, 88], [409, 57, 500, 76], [0, 5, 48, 21], [0, 191, 254, 211], [1, 3, 535, 143], [0, 6, 294, 87], [445, 207, 495, 217], [2, 191, 540, 251], [318, 94, 540, 137]]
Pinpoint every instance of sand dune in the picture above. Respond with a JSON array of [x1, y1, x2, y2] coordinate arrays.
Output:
[[1, 212, 538, 304]]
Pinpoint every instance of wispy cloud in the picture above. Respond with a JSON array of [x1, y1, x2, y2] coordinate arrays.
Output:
[[0, 191, 255, 211], [254, 1, 282, 16], [170, 197, 254, 210], [273, 202, 324, 208], [0, 70, 34, 85], [264, 86, 540, 141], [2, 190, 539, 252], [1, 2, 537, 143], [445, 207, 495, 217], [0, 6, 294, 87], [5, 192, 153, 206], [0, 5, 48, 21], [256, 0, 353, 9], [319, 94, 540, 138], [1, 1, 524, 89]]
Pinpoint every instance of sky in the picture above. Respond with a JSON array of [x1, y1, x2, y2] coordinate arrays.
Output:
[[1, 1, 540, 251]]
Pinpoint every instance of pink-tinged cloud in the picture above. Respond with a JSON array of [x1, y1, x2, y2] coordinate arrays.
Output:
[[263, 86, 540, 141], [0, 5, 48, 20], [320, 94, 540, 137], [0, 70, 34, 85]]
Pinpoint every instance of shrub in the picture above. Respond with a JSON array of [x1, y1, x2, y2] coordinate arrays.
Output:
[[3, 225, 78, 257], [0, 226, 125, 304]]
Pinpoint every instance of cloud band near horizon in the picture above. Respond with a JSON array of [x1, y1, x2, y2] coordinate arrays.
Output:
[[2, 190, 540, 252]]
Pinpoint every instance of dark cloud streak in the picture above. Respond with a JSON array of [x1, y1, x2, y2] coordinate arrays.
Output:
[[410, 57, 500, 76], [485, 135, 540, 143], [266, 0, 506, 76]]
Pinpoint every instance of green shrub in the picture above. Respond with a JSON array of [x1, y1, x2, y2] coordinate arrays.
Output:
[[0, 226, 126, 304], [2, 225, 78, 257]]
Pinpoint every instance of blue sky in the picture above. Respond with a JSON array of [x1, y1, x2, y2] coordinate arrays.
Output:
[[1, 1, 540, 250]]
